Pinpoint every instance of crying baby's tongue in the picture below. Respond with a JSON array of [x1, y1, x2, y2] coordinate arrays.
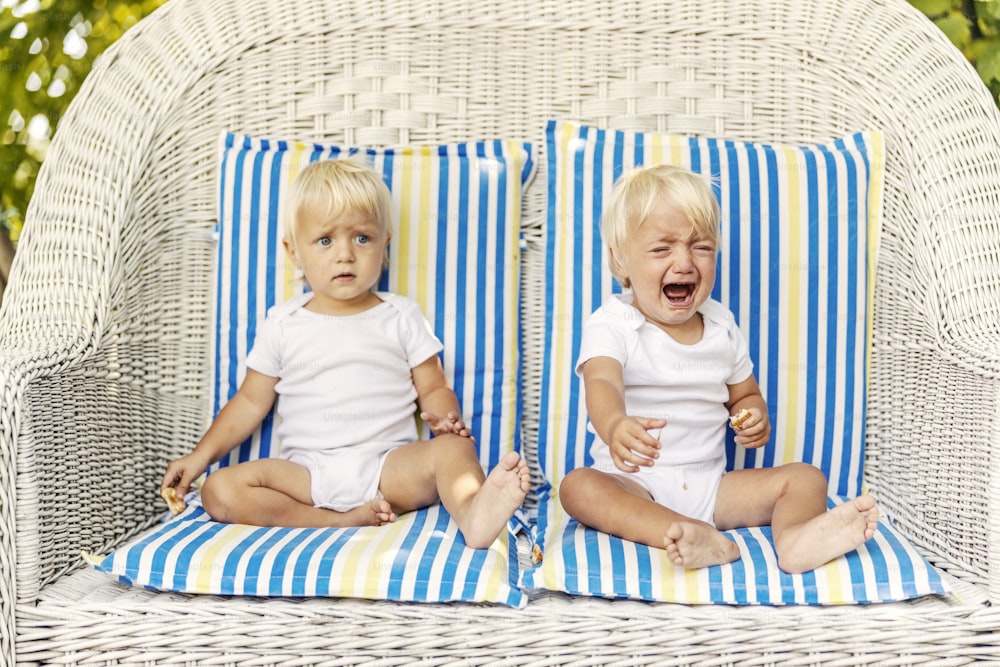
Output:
[[664, 284, 693, 302]]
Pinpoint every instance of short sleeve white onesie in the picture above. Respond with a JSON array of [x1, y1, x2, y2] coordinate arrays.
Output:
[[245, 291, 443, 511], [576, 293, 754, 523]]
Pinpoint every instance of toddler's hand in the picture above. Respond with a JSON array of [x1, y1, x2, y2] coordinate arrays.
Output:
[[608, 416, 665, 473], [730, 407, 770, 449], [421, 411, 476, 442], [161, 451, 210, 502]]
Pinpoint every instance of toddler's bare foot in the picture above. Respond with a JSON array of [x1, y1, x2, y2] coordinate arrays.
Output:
[[776, 496, 879, 574], [327, 497, 397, 528], [663, 521, 739, 569], [459, 451, 530, 549]]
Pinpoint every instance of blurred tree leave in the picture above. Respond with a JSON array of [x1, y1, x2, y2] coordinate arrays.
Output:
[[910, 0, 954, 14], [0, 0, 166, 298], [973, 0, 1000, 98], [908, 0, 1000, 102], [936, 10, 975, 48]]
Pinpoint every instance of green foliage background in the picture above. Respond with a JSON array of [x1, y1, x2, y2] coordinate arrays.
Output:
[[0, 0, 998, 299], [911, 0, 1000, 101], [0, 0, 168, 295]]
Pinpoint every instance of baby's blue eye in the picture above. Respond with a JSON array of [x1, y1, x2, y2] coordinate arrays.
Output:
[[317, 237, 332, 247], [356, 235, 370, 245]]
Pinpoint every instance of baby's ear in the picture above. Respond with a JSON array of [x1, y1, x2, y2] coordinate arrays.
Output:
[[608, 246, 630, 289], [382, 231, 392, 269], [283, 237, 303, 269]]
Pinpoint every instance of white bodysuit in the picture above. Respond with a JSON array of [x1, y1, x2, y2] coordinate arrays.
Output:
[[576, 293, 754, 524], [246, 291, 443, 511]]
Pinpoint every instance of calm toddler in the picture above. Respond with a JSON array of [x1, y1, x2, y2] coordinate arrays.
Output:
[[162, 159, 530, 549]]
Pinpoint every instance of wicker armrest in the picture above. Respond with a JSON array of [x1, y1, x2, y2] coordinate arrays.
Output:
[[3, 354, 202, 592], [825, 21, 1000, 593], [0, 225, 211, 655], [0, 51, 217, 606]]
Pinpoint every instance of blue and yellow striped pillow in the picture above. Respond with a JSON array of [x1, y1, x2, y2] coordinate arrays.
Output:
[[213, 133, 532, 471], [524, 498, 949, 605], [537, 120, 882, 495], [94, 132, 534, 608], [97, 497, 525, 606], [525, 120, 949, 605]]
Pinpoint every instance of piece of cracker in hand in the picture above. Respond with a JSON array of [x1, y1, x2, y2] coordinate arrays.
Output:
[[160, 487, 186, 515], [729, 408, 752, 431]]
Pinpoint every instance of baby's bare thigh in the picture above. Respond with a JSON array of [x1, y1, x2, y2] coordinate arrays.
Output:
[[378, 435, 484, 513], [601, 470, 655, 500], [208, 458, 314, 505], [563, 467, 654, 503], [378, 438, 450, 511]]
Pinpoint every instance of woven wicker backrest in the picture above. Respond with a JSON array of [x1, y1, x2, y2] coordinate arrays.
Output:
[[4, 0, 1000, 603]]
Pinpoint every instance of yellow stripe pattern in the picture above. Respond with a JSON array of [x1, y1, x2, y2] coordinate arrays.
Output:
[[539, 121, 884, 497], [195, 132, 535, 606], [523, 495, 949, 604]]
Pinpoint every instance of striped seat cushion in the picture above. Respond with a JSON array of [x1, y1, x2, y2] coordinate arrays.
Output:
[[93, 133, 534, 607], [523, 496, 949, 605], [97, 497, 525, 607], [525, 119, 950, 605]]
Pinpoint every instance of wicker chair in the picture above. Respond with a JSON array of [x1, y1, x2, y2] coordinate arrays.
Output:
[[2, 0, 1000, 663]]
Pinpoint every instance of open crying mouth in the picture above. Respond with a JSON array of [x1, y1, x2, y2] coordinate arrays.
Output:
[[663, 283, 695, 305]]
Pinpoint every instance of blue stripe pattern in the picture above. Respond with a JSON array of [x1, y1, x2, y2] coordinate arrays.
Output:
[[523, 494, 949, 605], [99, 483, 526, 606], [538, 120, 881, 496], [101, 132, 535, 608], [527, 121, 948, 606]]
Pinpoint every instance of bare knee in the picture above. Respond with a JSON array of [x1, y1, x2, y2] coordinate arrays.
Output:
[[427, 433, 479, 474], [200, 469, 241, 523], [781, 462, 828, 496], [790, 463, 829, 497], [436, 432, 477, 455], [559, 468, 597, 518]]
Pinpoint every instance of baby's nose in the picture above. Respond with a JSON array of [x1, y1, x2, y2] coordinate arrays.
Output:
[[672, 248, 695, 270], [335, 244, 355, 261]]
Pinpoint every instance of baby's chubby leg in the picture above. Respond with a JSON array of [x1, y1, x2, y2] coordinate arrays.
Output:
[[201, 458, 395, 527], [560, 468, 739, 568], [378, 435, 530, 549], [775, 495, 878, 574], [714, 463, 879, 574]]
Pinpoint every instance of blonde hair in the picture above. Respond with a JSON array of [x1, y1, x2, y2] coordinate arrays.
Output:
[[601, 164, 720, 288], [284, 159, 393, 264]]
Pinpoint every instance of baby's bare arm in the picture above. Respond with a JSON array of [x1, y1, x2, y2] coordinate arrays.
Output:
[[411, 355, 472, 437], [580, 357, 664, 472], [161, 369, 278, 496]]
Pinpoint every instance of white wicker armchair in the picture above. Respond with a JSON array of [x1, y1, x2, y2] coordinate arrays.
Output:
[[2, 0, 1000, 663]]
